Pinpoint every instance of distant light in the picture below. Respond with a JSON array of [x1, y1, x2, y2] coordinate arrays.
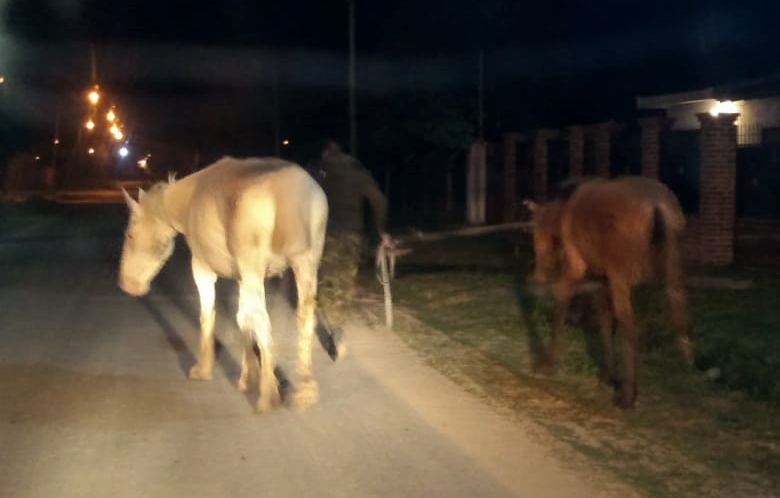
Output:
[[282, 139, 290, 146], [85, 119, 95, 130], [106, 109, 116, 122], [0, 75, 4, 84], [87, 86, 100, 105], [53, 138, 60, 145], [87, 148, 95, 155], [710, 100, 739, 116], [137, 156, 148, 169], [118, 146, 129, 158], [34, 156, 40, 161]]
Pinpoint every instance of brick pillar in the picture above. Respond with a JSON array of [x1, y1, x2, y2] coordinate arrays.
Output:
[[568, 126, 584, 178], [502, 132, 523, 221], [638, 115, 672, 180], [532, 129, 558, 201], [696, 112, 739, 266], [587, 121, 621, 178]]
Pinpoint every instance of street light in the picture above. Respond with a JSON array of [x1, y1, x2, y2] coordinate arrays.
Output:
[[87, 85, 100, 105]]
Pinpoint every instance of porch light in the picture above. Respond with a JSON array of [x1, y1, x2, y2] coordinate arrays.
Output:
[[710, 100, 738, 116]]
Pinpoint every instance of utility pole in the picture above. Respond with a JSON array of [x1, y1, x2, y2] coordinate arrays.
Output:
[[348, 0, 357, 155]]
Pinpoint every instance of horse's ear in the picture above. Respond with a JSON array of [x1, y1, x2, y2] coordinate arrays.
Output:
[[168, 171, 177, 184], [137, 187, 146, 204], [122, 188, 139, 212], [522, 199, 538, 213]]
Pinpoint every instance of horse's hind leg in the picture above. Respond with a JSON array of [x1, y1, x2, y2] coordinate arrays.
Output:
[[237, 274, 280, 413], [594, 285, 618, 389], [609, 280, 640, 409], [189, 258, 217, 381], [237, 329, 259, 393], [288, 255, 319, 411]]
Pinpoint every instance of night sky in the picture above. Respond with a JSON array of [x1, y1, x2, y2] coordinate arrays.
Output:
[[2, 0, 780, 165]]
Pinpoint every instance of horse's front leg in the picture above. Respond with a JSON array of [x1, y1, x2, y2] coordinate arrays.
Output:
[[237, 275, 280, 414], [189, 258, 218, 381], [289, 257, 319, 411], [536, 278, 576, 374]]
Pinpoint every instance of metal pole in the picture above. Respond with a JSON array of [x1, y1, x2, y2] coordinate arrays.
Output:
[[478, 50, 484, 141], [90, 44, 97, 84], [348, 0, 357, 155], [273, 53, 281, 157], [51, 105, 60, 170]]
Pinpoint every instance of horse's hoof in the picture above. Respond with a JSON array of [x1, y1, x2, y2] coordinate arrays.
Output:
[[533, 358, 558, 376], [237, 370, 259, 392], [613, 390, 636, 410], [188, 364, 212, 381], [598, 373, 618, 390], [289, 380, 319, 412], [335, 339, 349, 361], [256, 390, 282, 414]]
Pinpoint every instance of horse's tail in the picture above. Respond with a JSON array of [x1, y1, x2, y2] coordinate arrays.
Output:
[[652, 204, 695, 365], [651, 205, 666, 246]]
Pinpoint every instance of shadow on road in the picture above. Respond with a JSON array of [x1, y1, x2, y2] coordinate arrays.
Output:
[[141, 271, 318, 412], [140, 296, 198, 376]]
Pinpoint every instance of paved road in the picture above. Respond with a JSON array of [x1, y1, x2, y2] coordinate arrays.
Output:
[[0, 201, 635, 498]]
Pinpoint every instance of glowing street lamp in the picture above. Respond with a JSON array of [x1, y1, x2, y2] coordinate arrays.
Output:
[[85, 119, 95, 131], [87, 85, 100, 105], [106, 108, 116, 123]]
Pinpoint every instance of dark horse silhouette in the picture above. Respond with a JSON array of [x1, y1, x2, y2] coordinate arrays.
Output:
[[525, 176, 694, 409]]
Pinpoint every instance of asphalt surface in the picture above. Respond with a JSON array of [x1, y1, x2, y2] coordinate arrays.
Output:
[[0, 200, 635, 498]]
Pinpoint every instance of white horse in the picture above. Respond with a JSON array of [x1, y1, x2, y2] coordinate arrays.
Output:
[[118, 156, 328, 413]]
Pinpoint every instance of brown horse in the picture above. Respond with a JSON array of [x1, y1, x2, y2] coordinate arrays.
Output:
[[525, 176, 694, 409]]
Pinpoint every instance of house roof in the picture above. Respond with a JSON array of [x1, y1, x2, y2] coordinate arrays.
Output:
[[636, 72, 780, 109]]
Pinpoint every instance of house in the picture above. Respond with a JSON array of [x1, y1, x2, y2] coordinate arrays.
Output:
[[636, 73, 780, 145]]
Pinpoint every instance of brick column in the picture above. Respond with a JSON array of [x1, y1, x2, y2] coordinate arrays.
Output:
[[502, 132, 524, 221], [638, 115, 673, 180], [568, 126, 584, 178], [532, 129, 558, 201], [587, 121, 621, 178], [696, 112, 739, 266]]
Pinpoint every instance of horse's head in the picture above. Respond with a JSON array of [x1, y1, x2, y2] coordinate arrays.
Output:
[[118, 183, 176, 296], [524, 199, 565, 285]]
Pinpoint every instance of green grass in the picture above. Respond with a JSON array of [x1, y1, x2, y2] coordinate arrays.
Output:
[[358, 232, 780, 497]]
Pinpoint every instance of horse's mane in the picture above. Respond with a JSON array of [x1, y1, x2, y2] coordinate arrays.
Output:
[[552, 176, 597, 201], [139, 181, 170, 218]]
